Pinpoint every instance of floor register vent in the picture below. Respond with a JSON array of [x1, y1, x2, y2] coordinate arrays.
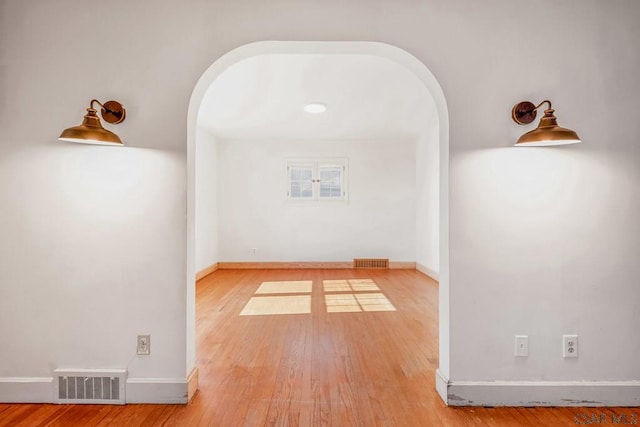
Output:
[[353, 258, 389, 269], [53, 369, 126, 404]]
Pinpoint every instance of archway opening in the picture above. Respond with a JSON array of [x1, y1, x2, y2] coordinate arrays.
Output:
[[186, 41, 450, 402]]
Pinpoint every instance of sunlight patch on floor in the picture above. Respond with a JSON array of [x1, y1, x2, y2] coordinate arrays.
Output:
[[255, 280, 312, 294], [322, 278, 380, 292], [240, 278, 395, 315], [322, 280, 351, 292], [324, 294, 362, 313], [355, 293, 396, 312], [324, 292, 396, 313], [240, 295, 312, 316]]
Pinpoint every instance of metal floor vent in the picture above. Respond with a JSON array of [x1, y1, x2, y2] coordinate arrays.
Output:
[[353, 258, 389, 269], [53, 369, 126, 405]]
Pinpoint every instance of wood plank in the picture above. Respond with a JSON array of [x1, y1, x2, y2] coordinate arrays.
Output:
[[0, 269, 629, 426]]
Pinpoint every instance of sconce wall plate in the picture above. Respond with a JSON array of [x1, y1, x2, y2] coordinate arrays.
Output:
[[59, 99, 126, 146], [511, 101, 538, 125], [511, 100, 581, 147], [100, 100, 126, 125]]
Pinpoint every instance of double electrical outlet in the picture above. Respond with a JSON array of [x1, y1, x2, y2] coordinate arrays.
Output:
[[137, 334, 151, 355], [514, 334, 578, 358], [562, 334, 578, 358]]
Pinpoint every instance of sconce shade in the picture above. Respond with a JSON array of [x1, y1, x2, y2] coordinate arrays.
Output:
[[512, 101, 581, 147], [59, 100, 126, 146]]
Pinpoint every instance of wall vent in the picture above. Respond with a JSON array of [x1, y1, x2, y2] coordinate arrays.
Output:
[[353, 258, 389, 269], [53, 369, 126, 405]]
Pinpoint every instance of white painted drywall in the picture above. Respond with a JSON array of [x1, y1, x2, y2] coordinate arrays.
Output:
[[195, 129, 218, 271], [443, 0, 640, 389], [0, 144, 187, 381], [0, 0, 199, 394], [1, 0, 639, 405], [416, 109, 440, 277], [216, 139, 417, 262]]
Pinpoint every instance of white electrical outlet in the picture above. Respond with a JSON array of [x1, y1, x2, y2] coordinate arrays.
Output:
[[137, 335, 151, 355], [251, 248, 257, 254], [515, 335, 528, 357], [563, 334, 578, 358]]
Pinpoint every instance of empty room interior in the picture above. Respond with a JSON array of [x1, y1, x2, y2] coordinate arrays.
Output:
[[191, 51, 443, 424], [1, 1, 639, 426]]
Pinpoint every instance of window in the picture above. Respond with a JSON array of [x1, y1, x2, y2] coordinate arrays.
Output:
[[287, 159, 348, 201]]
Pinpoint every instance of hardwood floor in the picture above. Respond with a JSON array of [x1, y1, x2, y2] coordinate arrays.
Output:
[[0, 269, 635, 426]]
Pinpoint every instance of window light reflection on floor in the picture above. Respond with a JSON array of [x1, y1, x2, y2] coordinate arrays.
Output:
[[240, 295, 311, 316], [324, 292, 396, 313], [239, 279, 395, 316], [255, 280, 312, 294], [325, 294, 361, 313], [354, 293, 396, 312], [322, 278, 380, 292]]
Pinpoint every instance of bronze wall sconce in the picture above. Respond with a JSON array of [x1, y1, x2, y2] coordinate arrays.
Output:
[[511, 100, 580, 146], [59, 99, 126, 146]]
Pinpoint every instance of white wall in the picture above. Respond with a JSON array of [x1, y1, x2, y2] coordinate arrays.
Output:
[[195, 129, 218, 271], [216, 139, 416, 262], [0, 146, 185, 379], [415, 110, 440, 278], [1, 0, 639, 405], [443, 0, 640, 393], [452, 147, 639, 381], [0, 0, 197, 402]]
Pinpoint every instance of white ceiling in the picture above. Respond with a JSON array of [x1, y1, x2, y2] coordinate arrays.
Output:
[[197, 54, 435, 141]]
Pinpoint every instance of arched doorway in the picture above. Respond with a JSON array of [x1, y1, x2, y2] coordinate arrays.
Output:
[[186, 41, 450, 401]]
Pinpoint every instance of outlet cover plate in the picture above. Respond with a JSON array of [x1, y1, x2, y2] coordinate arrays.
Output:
[[137, 335, 151, 355], [563, 334, 578, 358]]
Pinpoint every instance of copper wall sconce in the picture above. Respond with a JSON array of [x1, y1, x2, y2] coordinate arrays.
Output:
[[511, 100, 581, 146], [59, 99, 126, 146]]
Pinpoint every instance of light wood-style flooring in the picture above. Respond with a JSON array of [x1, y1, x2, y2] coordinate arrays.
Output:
[[0, 269, 634, 426]]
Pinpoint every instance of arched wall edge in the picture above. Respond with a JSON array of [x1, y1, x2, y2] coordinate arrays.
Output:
[[185, 41, 450, 402]]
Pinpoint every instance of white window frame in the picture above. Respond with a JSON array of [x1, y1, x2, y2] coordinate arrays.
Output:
[[286, 158, 348, 202]]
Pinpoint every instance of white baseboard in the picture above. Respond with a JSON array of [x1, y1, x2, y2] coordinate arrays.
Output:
[[0, 377, 53, 403], [436, 371, 640, 406], [416, 262, 439, 282], [0, 376, 190, 404], [196, 262, 218, 281], [435, 369, 448, 404], [125, 377, 188, 404]]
